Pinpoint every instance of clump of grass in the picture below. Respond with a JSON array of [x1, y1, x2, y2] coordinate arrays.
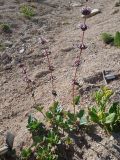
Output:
[[101, 33, 114, 44], [0, 23, 12, 33], [114, 31, 120, 47], [20, 4, 35, 19]]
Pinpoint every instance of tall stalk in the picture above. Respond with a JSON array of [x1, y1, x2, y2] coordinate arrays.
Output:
[[19, 64, 36, 106], [72, 1, 91, 115], [40, 37, 57, 102]]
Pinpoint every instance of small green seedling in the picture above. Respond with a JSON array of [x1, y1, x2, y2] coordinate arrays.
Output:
[[0, 23, 12, 33], [20, 5, 35, 19], [114, 31, 120, 47], [101, 33, 114, 44]]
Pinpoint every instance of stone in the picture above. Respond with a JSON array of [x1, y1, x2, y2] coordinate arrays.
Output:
[[0, 130, 3, 134], [19, 48, 25, 54], [61, 46, 74, 52], [4, 41, 13, 47], [6, 132, 15, 149], [109, 136, 114, 141], [0, 146, 8, 155], [81, 9, 101, 18], [70, 2, 82, 7], [103, 70, 118, 83]]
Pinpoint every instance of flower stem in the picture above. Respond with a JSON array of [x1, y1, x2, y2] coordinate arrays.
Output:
[[72, 4, 89, 115], [45, 49, 57, 102]]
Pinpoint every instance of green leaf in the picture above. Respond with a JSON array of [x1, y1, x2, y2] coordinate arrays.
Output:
[[114, 31, 120, 47], [28, 114, 37, 124], [80, 116, 88, 125], [73, 96, 80, 105], [67, 112, 76, 121], [89, 108, 99, 123], [46, 111, 53, 119], [21, 148, 31, 159], [105, 113, 116, 124], [33, 136, 43, 145], [49, 101, 59, 113], [64, 136, 73, 145], [27, 120, 40, 132], [109, 102, 119, 113], [35, 105, 44, 113], [77, 110, 85, 119]]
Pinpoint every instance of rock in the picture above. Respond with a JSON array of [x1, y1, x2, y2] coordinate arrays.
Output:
[[81, 9, 101, 18], [34, 70, 50, 79], [0, 53, 12, 65], [111, 9, 119, 14], [19, 48, 25, 54], [115, 0, 120, 7], [70, 2, 82, 7], [0, 130, 4, 134], [109, 136, 114, 141], [61, 46, 74, 52], [4, 41, 13, 47], [6, 132, 15, 149], [20, 36, 31, 43]]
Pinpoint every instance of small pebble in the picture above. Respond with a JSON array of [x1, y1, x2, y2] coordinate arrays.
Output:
[[19, 48, 25, 54]]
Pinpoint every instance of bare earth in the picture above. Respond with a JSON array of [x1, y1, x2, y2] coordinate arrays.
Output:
[[0, 0, 120, 159]]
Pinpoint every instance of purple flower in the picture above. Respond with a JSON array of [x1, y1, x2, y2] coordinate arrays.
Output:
[[80, 24, 88, 31], [72, 80, 79, 86], [81, 7, 91, 16], [77, 44, 87, 50]]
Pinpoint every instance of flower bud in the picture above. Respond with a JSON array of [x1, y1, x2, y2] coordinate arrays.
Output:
[[49, 65, 54, 71], [72, 80, 80, 86], [81, 44, 86, 49], [81, 7, 91, 16], [77, 44, 87, 50], [52, 90, 57, 97], [80, 24, 88, 31], [74, 59, 80, 67]]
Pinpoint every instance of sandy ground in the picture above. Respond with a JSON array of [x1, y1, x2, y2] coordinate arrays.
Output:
[[0, 0, 120, 159]]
